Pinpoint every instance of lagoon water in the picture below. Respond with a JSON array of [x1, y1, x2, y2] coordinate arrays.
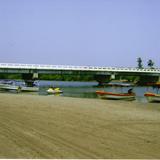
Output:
[[37, 80, 155, 103], [1, 80, 157, 103]]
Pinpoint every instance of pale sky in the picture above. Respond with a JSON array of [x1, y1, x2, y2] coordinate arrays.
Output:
[[0, 0, 160, 67]]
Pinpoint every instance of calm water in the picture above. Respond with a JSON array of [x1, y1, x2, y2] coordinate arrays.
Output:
[[38, 80, 156, 103], [1, 80, 158, 103]]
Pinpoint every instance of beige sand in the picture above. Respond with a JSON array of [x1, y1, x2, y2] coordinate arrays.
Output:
[[0, 93, 160, 158]]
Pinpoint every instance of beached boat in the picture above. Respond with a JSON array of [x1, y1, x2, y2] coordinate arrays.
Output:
[[0, 83, 21, 92], [19, 81, 39, 92], [144, 82, 160, 102], [96, 90, 135, 100], [144, 92, 160, 102], [20, 86, 39, 92], [47, 87, 63, 94]]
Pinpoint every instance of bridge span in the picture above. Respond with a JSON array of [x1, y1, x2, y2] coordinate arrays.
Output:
[[0, 63, 160, 86], [0, 63, 160, 74]]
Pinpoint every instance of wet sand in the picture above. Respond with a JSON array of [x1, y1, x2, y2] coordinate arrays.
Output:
[[0, 93, 160, 158]]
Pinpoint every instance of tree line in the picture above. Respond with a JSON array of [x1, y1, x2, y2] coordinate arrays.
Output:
[[137, 57, 155, 69], [0, 73, 95, 81]]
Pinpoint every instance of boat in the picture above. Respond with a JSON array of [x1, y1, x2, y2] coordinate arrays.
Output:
[[0, 80, 20, 92], [0, 81, 39, 92], [20, 86, 39, 92], [107, 82, 134, 87], [19, 81, 39, 92], [47, 87, 63, 94], [0, 83, 21, 92], [144, 92, 160, 102], [144, 82, 160, 102], [96, 90, 135, 100]]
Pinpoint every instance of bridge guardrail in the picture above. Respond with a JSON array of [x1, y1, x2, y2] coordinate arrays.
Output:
[[0, 63, 160, 73]]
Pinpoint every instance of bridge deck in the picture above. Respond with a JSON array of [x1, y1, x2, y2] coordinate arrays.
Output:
[[0, 63, 160, 73]]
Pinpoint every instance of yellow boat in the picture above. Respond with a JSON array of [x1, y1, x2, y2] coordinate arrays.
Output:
[[47, 87, 63, 94]]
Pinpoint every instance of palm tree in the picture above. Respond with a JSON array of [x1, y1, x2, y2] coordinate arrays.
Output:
[[147, 59, 154, 68], [137, 57, 143, 69]]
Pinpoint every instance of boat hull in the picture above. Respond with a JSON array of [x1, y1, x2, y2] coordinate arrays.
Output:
[[21, 86, 39, 92], [144, 92, 160, 102], [96, 91, 135, 100], [0, 84, 20, 91]]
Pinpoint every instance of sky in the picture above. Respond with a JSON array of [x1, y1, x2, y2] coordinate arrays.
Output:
[[0, 0, 160, 67]]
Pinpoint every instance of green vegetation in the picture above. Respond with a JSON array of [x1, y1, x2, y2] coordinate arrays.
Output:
[[0, 73, 21, 79], [147, 59, 154, 69], [137, 57, 155, 68], [118, 75, 139, 83], [137, 57, 143, 69], [39, 74, 95, 81], [0, 73, 95, 81], [136, 75, 159, 85]]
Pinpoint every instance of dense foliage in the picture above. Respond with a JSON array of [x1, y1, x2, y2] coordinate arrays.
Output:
[[0, 73, 158, 85], [0, 73, 95, 81]]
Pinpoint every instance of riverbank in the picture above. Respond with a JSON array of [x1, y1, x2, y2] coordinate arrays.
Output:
[[0, 93, 160, 158]]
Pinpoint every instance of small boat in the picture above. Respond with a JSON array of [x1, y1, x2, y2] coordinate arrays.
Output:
[[19, 81, 39, 92], [144, 92, 160, 102], [20, 86, 39, 92], [96, 90, 135, 100], [0, 83, 21, 92], [107, 82, 134, 87], [144, 82, 160, 102], [47, 87, 63, 94]]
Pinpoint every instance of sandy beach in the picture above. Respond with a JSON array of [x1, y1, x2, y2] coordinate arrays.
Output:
[[0, 93, 160, 158]]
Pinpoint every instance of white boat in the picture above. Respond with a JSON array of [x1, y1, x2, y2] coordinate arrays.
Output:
[[0, 83, 21, 92], [19, 81, 39, 92], [107, 81, 135, 87], [47, 88, 63, 94], [0, 80, 39, 92], [20, 86, 39, 92], [144, 92, 160, 102], [96, 90, 135, 100]]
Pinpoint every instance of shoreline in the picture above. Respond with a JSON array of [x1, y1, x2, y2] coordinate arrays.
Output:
[[0, 93, 160, 158]]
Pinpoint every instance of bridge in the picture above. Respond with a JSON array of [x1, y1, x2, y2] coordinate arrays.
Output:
[[0, 63, 160, 86]]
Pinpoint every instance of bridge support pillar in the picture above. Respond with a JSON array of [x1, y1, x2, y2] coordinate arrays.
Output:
[[22, 73, 38, 87], [158, 76, 160, 83], [110, 73, 116, 80]]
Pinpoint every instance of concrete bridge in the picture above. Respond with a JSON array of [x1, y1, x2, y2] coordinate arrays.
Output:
[[0, 63, 160, 86]]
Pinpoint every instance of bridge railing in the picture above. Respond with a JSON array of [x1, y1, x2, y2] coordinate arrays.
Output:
[[0, 63, 160, 73]]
